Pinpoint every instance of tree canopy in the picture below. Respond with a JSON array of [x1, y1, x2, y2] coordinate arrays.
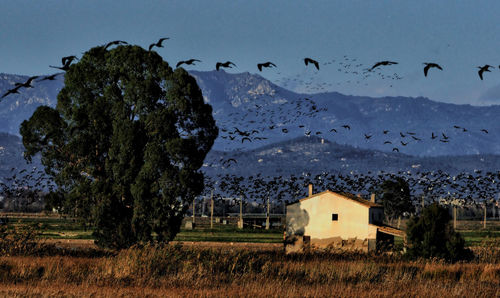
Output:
[[377, 177, 414, 222], [20, 45, 218, 248]]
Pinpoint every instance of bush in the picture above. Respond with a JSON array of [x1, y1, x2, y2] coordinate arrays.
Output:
[[406, 203, 472, 262]]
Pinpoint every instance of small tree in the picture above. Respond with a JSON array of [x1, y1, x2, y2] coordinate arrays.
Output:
[[406, 203, 472, 262], [378, 177, 414, 227]]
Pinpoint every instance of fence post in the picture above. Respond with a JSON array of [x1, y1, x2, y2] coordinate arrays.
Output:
[[210, 190, 214, 229]]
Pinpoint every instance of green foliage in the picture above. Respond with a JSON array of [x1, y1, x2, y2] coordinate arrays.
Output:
[[378, 177, 414, 221], [20, 45, 218, 249], [406, 203, 472, 262]]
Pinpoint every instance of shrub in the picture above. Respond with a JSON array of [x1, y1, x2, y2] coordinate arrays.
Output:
[[406, 203, 472, 262]]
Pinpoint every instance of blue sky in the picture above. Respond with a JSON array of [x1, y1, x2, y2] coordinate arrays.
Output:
[[2, 0, 500, 105]]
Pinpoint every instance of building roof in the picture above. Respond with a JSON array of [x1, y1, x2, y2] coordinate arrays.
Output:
[[289, 190, 382, 208], [370, 224, 406, 237]]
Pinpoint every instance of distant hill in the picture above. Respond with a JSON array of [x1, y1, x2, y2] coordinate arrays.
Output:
[[203, 136, 500, 178], [191, 70, 500, 156]]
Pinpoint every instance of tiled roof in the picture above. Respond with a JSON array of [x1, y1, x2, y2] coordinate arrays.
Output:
[[288, 190, 382, 208]]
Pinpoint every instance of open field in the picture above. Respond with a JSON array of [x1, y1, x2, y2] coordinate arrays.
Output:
[[0, 213, 498, 296], [0, 245, 497, 297], [1, 214, 499, 248]]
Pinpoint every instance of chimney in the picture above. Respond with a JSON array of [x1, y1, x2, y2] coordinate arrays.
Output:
[[308, 184, 313, 197], [370, 193, 376, 203]]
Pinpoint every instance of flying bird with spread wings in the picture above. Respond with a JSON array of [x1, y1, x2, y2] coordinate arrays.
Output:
[[216, 61, 236, 71], [148, 37, 169, 51], [14, 76, 39, 89], [104, 40, 128, 50], [423, 63, 443, 77], [176, 59, 201, 68], [370, 61, 398, 71], [257, 62, 276, 71], [304, 58, 319, 70], [477, 65, 494, 80]]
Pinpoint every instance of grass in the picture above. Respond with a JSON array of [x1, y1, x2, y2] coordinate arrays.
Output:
[[2, 214, 500, 246], [175, 226, 282, 243], [0, 245, 497, 297]]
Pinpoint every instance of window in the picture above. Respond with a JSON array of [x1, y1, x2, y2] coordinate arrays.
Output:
[[332, 213, 338, 221]]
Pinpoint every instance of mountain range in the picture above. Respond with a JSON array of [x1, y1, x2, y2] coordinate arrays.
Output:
[[1, 69, 500, 183]]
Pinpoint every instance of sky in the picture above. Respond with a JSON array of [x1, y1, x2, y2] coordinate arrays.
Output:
[[2, 0, 500, 105]]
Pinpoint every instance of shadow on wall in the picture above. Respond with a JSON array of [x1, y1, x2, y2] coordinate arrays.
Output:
[[285, 202, 310, 253]]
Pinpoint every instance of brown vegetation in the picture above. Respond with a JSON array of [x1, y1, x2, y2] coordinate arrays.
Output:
[[0, 244, 498, 297]]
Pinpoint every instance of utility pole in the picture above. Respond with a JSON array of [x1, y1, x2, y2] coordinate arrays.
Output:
[[266, 198, 270, 230], [238, 196, 243, 229], [210, 190, 214, 229], [483, 203, 487, 229], [192, 198, 196, 225]]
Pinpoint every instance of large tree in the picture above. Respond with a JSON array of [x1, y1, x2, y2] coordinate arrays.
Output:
[[20, 45, 218, 248]]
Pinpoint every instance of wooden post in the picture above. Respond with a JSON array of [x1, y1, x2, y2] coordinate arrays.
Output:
[[238, 197, 243, 229], [210, 190, 214, 229], [192, 198, 196, 224], [266, 198, 270, 230], [453, 205, 457, 230], [483, 203, 487, 229]]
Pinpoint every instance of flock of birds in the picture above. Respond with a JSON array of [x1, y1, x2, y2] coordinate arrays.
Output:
[[1, 37, 499, 210], [3, 38, 500, 101], [205, 169, 499, 210]]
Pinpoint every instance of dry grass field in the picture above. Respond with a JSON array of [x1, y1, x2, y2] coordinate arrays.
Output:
[[0, 214, 498, 296], [0, 244, 497, 297]]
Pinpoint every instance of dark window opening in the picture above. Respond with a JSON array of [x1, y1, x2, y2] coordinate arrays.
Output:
[[332, 213, 338, 221]]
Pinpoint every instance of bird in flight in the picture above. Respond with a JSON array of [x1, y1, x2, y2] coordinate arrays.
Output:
[[477, 65, 494, 80], [38, 73, 62, 81], [61, 55, 78, 66], [370, 61, 398, 71], [104, 40, 128, 50], [480, 129, 488, 134], [257, 62, 277, 72], [50, 55, 77, 71], [392, 147, 399, 152], [216, 61, 236, 71], [148, 37, 169, 51], [1, 86, 21, 99], [304, 58, 319, 70], [341, 125, 351, 130], [176, 59, 201, 68], [14, 76, 39, 89], [423, 63, 443, 77]]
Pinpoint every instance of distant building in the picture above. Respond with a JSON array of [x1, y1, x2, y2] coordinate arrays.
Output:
[[285, 184, 404, 253]]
